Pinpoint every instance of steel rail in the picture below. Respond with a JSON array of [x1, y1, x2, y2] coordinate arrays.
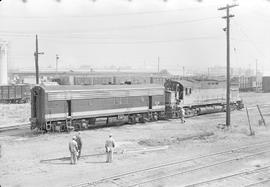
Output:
[[184, 165, 270, 187], [0, 123, 30, 132], [245, 178, 270, 187], [71, 141, 270, 187], [127, 150, 270, 187]]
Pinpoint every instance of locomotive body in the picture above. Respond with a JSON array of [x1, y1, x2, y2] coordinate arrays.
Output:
[[30, 79, 243, 132], [30, 84, 165, 131], [179, 79, 242, 116]]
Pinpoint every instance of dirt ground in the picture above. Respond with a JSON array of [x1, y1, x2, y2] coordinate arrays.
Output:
[[0, 104, 30, 127], [0, 92, 270, 187]]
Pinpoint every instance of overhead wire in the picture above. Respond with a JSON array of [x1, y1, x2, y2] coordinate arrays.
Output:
[[0, 5, 217, 19], [232, 21, 270, 63], [0, 30, 223, 45], [0, 16, 219, 35], [40, 36, 223, 45], [0, 31, 223, 46]]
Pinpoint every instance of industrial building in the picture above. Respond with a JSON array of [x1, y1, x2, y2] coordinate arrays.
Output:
[[0, 41, 8, 85], [262, 76, 270, 92]]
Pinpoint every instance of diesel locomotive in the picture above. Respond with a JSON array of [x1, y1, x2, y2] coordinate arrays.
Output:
[[30, 79, 243, 132]]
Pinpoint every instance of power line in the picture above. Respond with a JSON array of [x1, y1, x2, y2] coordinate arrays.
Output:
[[0, 35, 223, 44], [0, 5, 217, 19], [233, 21, 270, 63], [0, 16, 219, 35]]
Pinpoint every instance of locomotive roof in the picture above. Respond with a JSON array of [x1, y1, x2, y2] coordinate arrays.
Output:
[[34, 84, 164, 101], [38, 84, 163, 92]]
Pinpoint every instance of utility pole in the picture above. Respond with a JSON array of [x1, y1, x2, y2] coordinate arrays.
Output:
[[34, 35, 44, 84], [218, 4, 238, 127], [157, 56, 160, 73], [256, 59, 258, 92], [56, 54, 59, 73], [182, 66, 185, 79]]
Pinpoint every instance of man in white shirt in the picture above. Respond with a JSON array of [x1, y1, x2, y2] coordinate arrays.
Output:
[[69, 136, 78, 164], [180, 107, 186, 123], [105, 134, 115, 163]]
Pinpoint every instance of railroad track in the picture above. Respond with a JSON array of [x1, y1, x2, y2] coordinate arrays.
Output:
[[185, 165, 270, 187], [0, 123, 30, 132], [71, 141, 270, 187], [245, 178, 270, 187]]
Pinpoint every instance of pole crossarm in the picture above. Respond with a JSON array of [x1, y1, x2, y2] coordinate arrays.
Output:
[[218, 4, 239, 10], [222, 15, 234, 19]]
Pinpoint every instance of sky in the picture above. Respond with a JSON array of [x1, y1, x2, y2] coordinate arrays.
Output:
[[0, 0, 270, 74]]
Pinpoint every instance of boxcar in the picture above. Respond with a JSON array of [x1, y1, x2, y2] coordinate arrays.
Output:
[[262, 76, 270, 92], [0, 84, 30, 103], [30, 84, 165, 131]]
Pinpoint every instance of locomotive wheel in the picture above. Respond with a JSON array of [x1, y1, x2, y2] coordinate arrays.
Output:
[[153, 113, 158, 121], [75, 123, 81, 131], [46, 123, 52, 132], [128, 115, 136, 124], [128, 116, 132, 124], [60, 124, 66, 132], [139, 114, 145, 123], [185, 108, 197, 117]]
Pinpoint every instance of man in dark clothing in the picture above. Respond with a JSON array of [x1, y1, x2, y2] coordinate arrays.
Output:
[[75, 132, 82, 159]]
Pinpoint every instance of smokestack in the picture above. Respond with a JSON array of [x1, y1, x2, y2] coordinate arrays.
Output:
[[0, 41, 8, 85]]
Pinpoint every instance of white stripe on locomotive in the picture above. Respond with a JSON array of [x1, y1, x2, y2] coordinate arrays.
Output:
[[45, 105, 165, 119]]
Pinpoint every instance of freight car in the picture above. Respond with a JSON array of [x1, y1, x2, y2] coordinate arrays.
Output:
[[0, 84, 31, 104], [30, 80, 243, 132]]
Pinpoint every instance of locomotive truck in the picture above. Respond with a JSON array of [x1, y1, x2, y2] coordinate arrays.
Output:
[[30, 79, 243, 132]]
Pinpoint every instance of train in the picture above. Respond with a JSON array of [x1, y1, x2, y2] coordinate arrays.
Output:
[[30, 79, 244, 132], [0, 84, 31, 104]]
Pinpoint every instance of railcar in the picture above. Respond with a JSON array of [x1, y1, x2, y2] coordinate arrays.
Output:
[[30, 80, 243, 132], [165, 79, 243, 118], [30, 84, 166, 131], [0, 84, 30, 104]]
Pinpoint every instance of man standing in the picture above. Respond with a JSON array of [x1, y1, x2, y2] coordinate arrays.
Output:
[[69, 136, 78, 164], [75, 132, 82, 159], [105, 134, 115, 163], [180, 107, 186, 123]]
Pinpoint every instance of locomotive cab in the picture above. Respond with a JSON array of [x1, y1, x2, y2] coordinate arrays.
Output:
[[164, 79, 184, 118]]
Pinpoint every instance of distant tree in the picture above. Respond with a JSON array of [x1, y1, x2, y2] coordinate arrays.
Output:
[[159, 69, 169, 75]]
